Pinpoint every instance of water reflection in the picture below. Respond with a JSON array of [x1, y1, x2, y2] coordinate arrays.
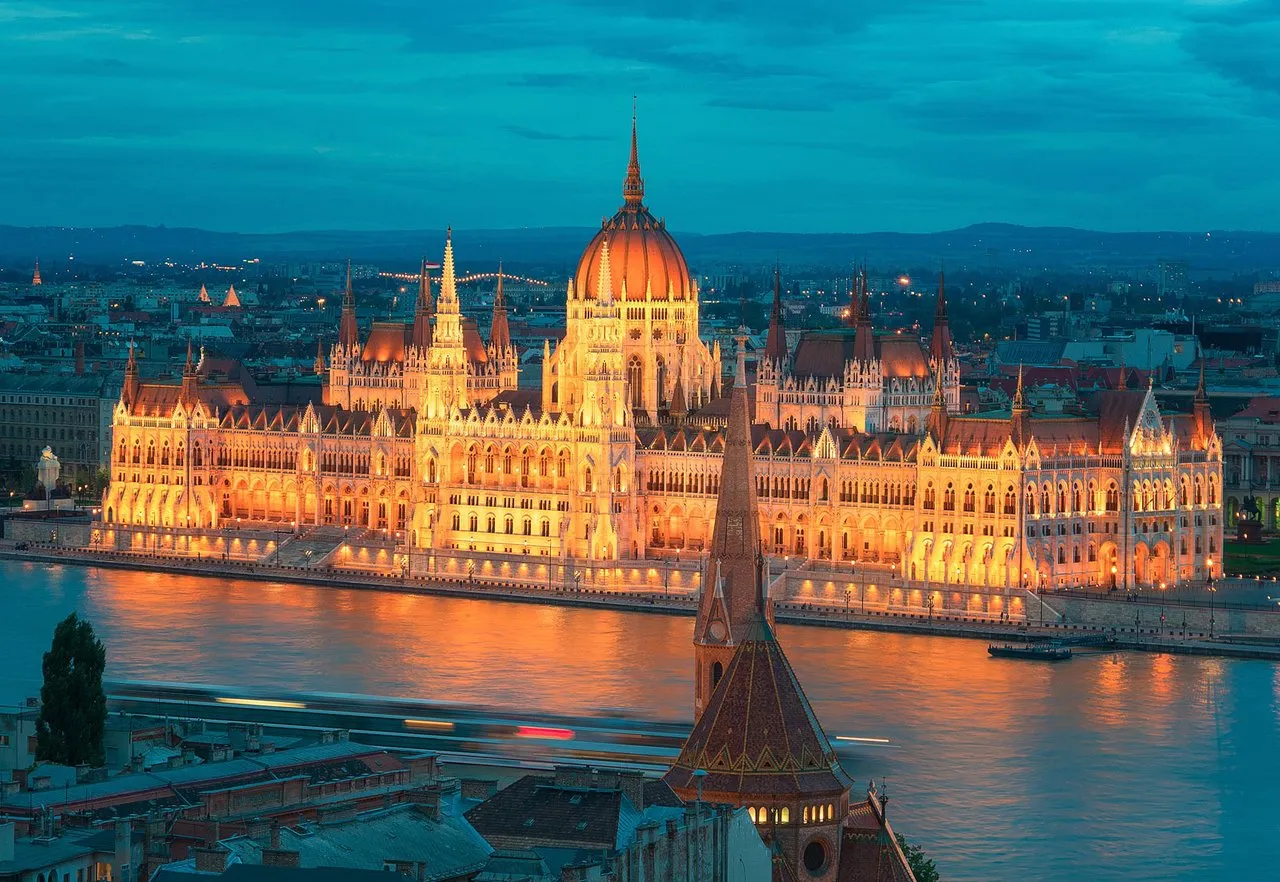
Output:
[[1, 561, 1278, 881]]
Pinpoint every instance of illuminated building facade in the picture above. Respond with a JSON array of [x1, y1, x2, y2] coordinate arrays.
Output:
[[101, 121, 1223, 590]]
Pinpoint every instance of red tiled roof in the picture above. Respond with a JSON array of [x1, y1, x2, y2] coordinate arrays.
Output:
[[1229, 396, 1280, 423], [361, 322, 412, 363], [792, 332, 930, 380], [664, 616, 853, 802]]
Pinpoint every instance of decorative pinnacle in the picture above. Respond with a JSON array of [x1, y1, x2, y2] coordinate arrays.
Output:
[[343, 259, 353, 308], [623, 99, 644, 207]]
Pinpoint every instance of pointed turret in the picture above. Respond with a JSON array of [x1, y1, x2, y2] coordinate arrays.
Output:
[[595, 237, 614, 303], [763, 265, 788, 365], [440, 231, 459, 310], [930, 265, 954, 363], [622, 98, 645, 209], [1192, 357, 1211, 446], [313, 337, 326, 375], [852, 266, 876, 363], [691, 334, 769, 717], [1116, 356, 1127, 390], [31, 259, 42, 286], [411, 258, 433, 350], [338, 259, 360, 348], [123, 340, 140, 408], [489, 262, 512, 353], [223, 284, 240, 308], [1011, 363, 1029, 446], [198, 282, 210, 303], [928, 375, 948, 441], [669, 349, 688, 422], [181, 339, 199, 406]]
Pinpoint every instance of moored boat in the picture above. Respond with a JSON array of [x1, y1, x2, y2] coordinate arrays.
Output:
[[988, 642, 1072, 661]]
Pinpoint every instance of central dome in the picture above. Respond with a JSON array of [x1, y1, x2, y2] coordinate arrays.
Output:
[[574, 120, 693, 302]]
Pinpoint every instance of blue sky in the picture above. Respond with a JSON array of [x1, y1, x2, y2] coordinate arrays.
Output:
[[2, 0, 1278, 233]]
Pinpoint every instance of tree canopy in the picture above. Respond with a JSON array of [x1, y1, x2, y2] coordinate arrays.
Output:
[[896, 832, 940, 882], [35, 613, 107, 767]]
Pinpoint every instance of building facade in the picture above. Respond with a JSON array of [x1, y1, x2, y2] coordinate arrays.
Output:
[[0, 372, 121, 489], [101, 122, 1223, 590]]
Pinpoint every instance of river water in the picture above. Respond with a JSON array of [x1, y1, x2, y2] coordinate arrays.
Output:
[[2, 559, 1277, 881]]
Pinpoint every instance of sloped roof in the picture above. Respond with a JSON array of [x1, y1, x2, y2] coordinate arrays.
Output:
[[464, 775, 638, 851], [1087, 389, 1147, 453], [361, 322, 412, 364], [792, 331, 930, 380], [664, 615, 853, 801]]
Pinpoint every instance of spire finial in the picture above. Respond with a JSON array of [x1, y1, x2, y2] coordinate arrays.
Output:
[[495, 260, 505, 306], [344, 258, 353, 307], [185, 337, 194, 370], [1117, 355, 1127, 390], [623, 101, 644, 208], [1013, 363, 1025, 408], [1196, 355, 1207, 398], [441, 229, 458, 306]]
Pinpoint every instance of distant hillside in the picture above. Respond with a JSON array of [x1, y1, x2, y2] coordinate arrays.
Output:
[[2, 222, 1278, 273]]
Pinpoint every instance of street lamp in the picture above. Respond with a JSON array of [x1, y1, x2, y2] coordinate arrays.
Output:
[[845, 588, 852, 617], [927, 593, 935, 622], [1207, 556, 1216, 638]]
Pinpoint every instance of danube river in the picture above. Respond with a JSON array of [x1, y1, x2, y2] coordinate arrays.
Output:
[[3, 560, 1277, 880]]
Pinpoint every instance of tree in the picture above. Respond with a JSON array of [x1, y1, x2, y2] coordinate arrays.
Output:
[[896, 832, 940, 882], [35, 613, 107, 767]]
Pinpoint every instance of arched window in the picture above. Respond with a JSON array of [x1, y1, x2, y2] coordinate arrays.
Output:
[[1208, 476, 1218, 505], [655, 355, 668, 406], [504, 516, 513, 534], [1106, 482, 1119, 511], [468, 514, 478, 532], [820, 478, 829, 502], [984, 485, 995, 514], [1041, 484, 1051, 515], [1004, 486, 1017, 515], [923, 484, 935, 510], [583, 466, 594, 493], [943, 483, 955, 511], [451, 513, 461, 530], [627, 355, 644, 408], [712, 661, 723, 688], [541, 519, 550, 537], [522, 517, 531, 535]]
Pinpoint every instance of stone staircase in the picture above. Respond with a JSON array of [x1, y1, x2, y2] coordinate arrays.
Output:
[[273, 526, 359, 568]]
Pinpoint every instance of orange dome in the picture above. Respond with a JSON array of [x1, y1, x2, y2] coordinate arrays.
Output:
[[574, 120, 693, 302]]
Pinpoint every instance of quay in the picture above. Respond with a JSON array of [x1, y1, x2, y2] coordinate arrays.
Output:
[[7, 539, 1280, 661]]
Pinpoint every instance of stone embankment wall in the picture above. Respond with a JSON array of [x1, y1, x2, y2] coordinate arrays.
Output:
[[1049, 596, 1280, 638]]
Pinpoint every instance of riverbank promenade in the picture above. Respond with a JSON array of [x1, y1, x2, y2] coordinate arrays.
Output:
[[6, 527, 1280, 660]]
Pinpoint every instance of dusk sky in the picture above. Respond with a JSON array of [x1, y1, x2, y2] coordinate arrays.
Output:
[[2, 0, 1278, 234]]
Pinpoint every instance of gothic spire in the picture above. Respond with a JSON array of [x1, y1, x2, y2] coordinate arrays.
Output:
[[852, 265, 876, 363], [930, 264, 954, 363], [622, 98, 645, 208], [338, 258, 360, 348], [412, 257, 433, 350], [763, 264, 787, 365], [596, 237, 614, 303], [314, 337, 326, 375], [1193, 355, 1212, 449], [489, 261, 512, 353], [440, 229, 459, 310], [32, 259, 42, 286]]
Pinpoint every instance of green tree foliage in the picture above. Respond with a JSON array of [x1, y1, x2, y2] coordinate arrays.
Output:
[[35, 613, 107, 767], [895, 833, 940, 882]]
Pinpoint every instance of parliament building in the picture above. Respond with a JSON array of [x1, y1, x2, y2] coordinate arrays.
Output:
[[102, 121, 1224, 591]]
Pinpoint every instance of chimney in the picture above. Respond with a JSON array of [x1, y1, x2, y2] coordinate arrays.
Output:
[[617, 771, 645, 812], [192, 846, 229, 875], [262, 848, 301, 869], [247, 817, 271, 844], [269, 822, 281, 850], [114, 819, 132, 881], [0, 822, 14, 863], [408, 786, 443, 822], [460, 779, 498, 800], [130, 754, 145, 773]]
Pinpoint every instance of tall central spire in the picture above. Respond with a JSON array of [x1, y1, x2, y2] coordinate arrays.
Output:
[[489, 261, 512, 353], [622, 98, 645, 208]]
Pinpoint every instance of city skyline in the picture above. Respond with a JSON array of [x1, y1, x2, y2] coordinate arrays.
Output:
[[3, 0, 1279, 234]]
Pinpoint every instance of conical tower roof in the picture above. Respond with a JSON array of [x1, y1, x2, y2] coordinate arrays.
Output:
[[223, 284, 241, 308], [763, 265, 787, 364], [696, 340, 768, 644], [489, 262, 512, 352], [339, 259, 360, 347], [664, 613, 853, 800]]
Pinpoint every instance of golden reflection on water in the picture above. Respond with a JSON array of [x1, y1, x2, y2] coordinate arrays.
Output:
[[5, 561, 1280, 882]]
